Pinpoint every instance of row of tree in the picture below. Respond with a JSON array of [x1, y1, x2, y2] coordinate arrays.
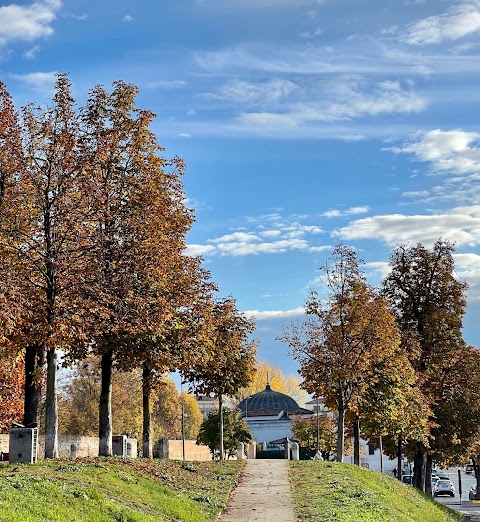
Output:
[[0, 75, 256, 460], [281, 242, 480, 495]]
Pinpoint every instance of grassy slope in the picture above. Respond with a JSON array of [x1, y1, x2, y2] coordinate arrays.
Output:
[[290, 461, 466, 522], [0, 457, 243, 522]]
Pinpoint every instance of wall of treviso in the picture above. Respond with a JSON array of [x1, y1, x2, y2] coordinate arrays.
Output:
[[0, 434, 212, 461]]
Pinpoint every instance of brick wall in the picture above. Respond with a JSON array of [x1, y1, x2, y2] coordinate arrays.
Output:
[[167, 439, 212, 461]]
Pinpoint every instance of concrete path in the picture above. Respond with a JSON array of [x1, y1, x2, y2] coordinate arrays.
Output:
[[219, 459, 296, 522]]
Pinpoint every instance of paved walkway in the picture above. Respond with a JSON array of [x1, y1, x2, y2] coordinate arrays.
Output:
[[219, 459, 296, 522]]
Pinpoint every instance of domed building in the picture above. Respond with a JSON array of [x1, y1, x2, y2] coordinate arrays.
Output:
[[237, 382, 313, 445]]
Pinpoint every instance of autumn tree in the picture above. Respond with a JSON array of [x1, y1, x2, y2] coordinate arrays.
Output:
[[0, 81, 22, 210], [426, 345, 480, 472], [78, 80, 193, 456], [183, 393, 203, 440], [59, 360, 202, 446], [196, 409, 252, 460], [0, 352, 24, 432], [281, 245, 404, 462], [184, 296, 257, 460], [150, 378, 202, 441], [59, 359, 143, 438], [0, 82, 28, 413], [133, 257, 217, 458], [383, 240, 468, 492], [0, 88, 24, 430], [0, 75, 94, 460], [291, 414, 337, 460]]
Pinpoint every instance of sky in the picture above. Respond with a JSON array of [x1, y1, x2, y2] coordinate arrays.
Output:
[[1, 0, 479, 383]]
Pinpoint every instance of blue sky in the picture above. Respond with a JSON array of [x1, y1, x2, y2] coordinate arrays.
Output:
[[1, 0, 479, 380]]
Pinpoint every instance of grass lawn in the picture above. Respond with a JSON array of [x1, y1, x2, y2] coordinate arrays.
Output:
[[0, 457, 244, 522], [289, 461, 466, 522]]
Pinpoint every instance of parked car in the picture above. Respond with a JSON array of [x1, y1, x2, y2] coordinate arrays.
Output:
[[465, 464, 474, 474], [431, 475, 439, 485], [402, 474, 413, 485], [469, 485, 476, 500], [436, 470, 450, 480], [433, 479, 455, 497]]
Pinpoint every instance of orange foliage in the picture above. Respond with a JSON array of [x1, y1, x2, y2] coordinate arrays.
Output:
[[0, 353, 24, 432]]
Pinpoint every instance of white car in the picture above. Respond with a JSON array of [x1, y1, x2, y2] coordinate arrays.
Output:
[[433, 479, 455, 497]]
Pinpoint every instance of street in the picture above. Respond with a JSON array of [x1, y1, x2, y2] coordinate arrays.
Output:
[[431, 467, 480, 518]]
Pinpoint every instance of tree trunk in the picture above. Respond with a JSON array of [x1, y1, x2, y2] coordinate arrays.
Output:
[[397, 437, 403, 481], [44, 348, 58, 458], [413, 446, 426, 492], [353, 415, 360, 466], [142, 364, 152, 459], [336, 402, 345, 462], [473, 458, 480, 500], [23, 343, 45, 426], [425, 454, 433, 495], [99, 349, 113, 456], [219, 394, 224, 461]]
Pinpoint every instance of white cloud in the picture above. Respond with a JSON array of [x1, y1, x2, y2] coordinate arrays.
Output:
[[210, 232, 259, 243], [234, 79, 427, 130], [23, 45, 40, 59], [334, 206, 480, 247], [299, 27, 323, 39], [216, 238, 310, 256], [323, 210, 342, 218], [144, 80, 186, 89], [259, 230, 282, 238], [0, 0, 61, 45], [196, 0, 327, 8], [122, 14, 134, 22], [401, 0, 480, 45], [454, 253, 480, 299], [347, 206, 370, 215], [208, 78, 299, 105], [177, 133, 191, 138], [243, 307, 305, 320], [322, 206, 370, 217], [237, 112, 298, 128], [184, 244, 216, 257], [365, 261, 391, 279], [11, 71, 57, 94], [187, 213, 328, 257], [389, 129, 480, 175]]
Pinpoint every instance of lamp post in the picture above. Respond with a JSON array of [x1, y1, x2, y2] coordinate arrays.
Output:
[[245, 395, 252, 428], [181, 379, 186, 462]]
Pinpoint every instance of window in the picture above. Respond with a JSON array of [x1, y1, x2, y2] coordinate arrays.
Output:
[[368, 444, 375, 456]]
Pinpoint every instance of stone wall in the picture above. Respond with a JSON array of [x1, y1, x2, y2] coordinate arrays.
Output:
[[0, 434, 137, 459], [157, 438, 212, 461], [1, 433, 210, 461]]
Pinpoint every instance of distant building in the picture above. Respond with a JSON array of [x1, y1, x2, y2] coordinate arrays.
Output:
[[304, 396, 332, 416], [304, 396, 398, 472], [237, 382, 313, 445], [195, 395, 217, 419]]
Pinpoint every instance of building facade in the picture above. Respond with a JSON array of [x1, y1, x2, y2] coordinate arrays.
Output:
[[237, 383, 313, 445]]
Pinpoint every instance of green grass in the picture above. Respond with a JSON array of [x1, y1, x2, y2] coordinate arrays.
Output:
[[289, 461, 467, 522], [0, 457, 244, 522]]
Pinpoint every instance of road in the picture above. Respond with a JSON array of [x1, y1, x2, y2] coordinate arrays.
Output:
[[431, 467, 480, 519]]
